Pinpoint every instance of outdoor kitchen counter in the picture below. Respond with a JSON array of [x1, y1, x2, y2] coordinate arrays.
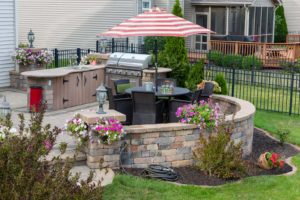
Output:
[[21, 65, 105, 111], [142, 67, 172, 83], [21, 65, 105, 78]]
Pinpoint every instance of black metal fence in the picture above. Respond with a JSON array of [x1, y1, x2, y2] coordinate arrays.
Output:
[[204, 65, 300, 115], [47, 48, 95, 68]]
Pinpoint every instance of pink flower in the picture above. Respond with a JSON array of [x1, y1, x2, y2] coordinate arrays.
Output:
[[43, 139, 53, 151]]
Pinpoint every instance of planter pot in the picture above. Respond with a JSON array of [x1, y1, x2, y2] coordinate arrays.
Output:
[[258, 152, 272, 170], [91, 60, 97, 65]]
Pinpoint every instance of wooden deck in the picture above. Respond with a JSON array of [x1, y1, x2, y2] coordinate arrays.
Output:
[[209, 40, 300, 68]]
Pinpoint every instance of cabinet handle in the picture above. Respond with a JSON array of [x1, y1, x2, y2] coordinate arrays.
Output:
[[93, 74, 98, 80], [76, 76, 80, 87], [92, 93, 96, 97], [63, 98, 69, 104], [84, 75, 87, 86], [63, 78, 69, 84]]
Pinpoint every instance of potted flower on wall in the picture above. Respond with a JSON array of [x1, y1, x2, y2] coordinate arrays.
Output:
[[92, 118, 125, 145], [35, 49, 54, 68], [65, 114, 89, 151], [13, 48, 36, 71], [258, 152, 285, 170], [176, 100, 221, 131]]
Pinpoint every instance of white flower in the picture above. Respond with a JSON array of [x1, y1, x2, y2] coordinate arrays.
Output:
[[9, 127, 17, 134]]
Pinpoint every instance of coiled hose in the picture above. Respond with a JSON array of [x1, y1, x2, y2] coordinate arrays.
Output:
[[119, 141, 180, 182]]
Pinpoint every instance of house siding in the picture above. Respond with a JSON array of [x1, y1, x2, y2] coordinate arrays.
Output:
[[18, 0, 138, 49], [252, 0, 274, 7], [0, 0, 16, 87], [282, 0, 300, 33]]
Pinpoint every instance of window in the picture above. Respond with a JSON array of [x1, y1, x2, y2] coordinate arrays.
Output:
[[248, 7, 275, 42], [211, 7, 226, 35], [142, 0, 151, 11], [228, 7, 245, 35]]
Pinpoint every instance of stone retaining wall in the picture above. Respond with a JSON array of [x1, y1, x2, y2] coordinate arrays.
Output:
[[85, 95, 256, 169]]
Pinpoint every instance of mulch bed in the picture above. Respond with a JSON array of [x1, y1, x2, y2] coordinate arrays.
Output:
[[118, 128, 300, 186]]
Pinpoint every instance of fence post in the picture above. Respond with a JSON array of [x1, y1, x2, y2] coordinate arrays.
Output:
[[231, 68, 235, 97], [126, 38, 129, 52], [88, 48, 90, 54], [112, 38, 115, 53], [251, 55, 255, 84], [76, 48, 81, 65], [54, 48, 59, 68], [131, 43, 134, 53], [289, 71, 294, 115], [96, 40, 99, 53]]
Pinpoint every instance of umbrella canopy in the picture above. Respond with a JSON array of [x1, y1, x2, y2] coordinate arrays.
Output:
[[98, 7, 213, 38]]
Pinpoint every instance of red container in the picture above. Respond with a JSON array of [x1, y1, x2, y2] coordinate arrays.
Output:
[[29, 86, 43, 112]]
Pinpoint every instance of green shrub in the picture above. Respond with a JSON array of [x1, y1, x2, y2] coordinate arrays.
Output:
[[185, 60, 204, 91], [144, 37, 166, 54], [275, 6, 288, 43], [158, 0, 189, 87], [277, 128, 290, 146], [281, 58, 300, 73], [208, 50, 223, 66], [222, 54, 243, 68], [0, 107, 103, 199], [193, 124, 246, 179], [242, 55, 263, 70], [214, 73, 228, 95]]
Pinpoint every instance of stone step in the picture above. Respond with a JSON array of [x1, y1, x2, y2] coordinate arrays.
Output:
[[45, 149, 87, 165], [69, 165, 115, 187]]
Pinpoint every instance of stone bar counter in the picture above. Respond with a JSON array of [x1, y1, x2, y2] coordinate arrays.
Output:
[[21, 65, 105, 111], [142, 67, 172, 83]]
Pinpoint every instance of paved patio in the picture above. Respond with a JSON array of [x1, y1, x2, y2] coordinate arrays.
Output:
[[0, 88, 109, 149]]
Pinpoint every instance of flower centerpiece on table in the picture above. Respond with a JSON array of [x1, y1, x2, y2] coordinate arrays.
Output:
[[258, 152, 285, 170], [35, 49, 54, 66], [13, 48, 36, 66], [92, 118, 125, 145], [176, 100, 221, 130], [65, 114, 89, 147]]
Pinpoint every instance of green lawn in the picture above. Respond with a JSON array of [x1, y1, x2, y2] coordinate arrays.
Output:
[[102, 111, 300, 200], [104, 155, 300, 200], [255, 110, 300, 146]]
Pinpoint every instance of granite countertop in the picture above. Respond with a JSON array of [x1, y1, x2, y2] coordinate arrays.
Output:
[[21, 65, 105, 78], [143, 67, 172, 73]]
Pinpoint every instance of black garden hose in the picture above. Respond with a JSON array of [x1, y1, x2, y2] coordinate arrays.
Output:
[[140, 164, 180, 182], [119, 141, 180, 182]]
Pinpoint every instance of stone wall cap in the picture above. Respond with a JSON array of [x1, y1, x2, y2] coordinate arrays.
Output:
[[125, 123, 197, 133], [212, 95, 256, 122], [143, 67, 172, 74]]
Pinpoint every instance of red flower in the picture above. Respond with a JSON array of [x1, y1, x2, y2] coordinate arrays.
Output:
[[279, 160, 285, 168], [270, 153, 280, 164]]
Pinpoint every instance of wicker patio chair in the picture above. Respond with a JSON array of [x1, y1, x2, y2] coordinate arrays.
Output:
[[132, 91, 164, 125]]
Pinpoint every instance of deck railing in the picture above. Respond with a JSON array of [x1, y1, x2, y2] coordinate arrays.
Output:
[[287, 34, 300, 43], [210, 40, 300, 68]]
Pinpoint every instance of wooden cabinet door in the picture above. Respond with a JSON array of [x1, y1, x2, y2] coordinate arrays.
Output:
[[82, 69, 103, 104], [62, 73, 82, 108]]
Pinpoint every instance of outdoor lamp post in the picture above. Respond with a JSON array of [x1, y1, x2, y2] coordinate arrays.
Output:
[[96, 84, 107, 114], [27, 29, 35, 48], [0, 96, 11, 119]]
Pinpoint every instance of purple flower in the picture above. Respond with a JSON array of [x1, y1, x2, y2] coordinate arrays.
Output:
[[43, 139, 53, 151]]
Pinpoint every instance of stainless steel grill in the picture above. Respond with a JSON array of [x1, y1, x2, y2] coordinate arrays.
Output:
[[105, 52, 152, 91]]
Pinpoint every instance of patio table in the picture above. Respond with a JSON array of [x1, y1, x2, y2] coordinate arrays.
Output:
[[125, 86, 190, 98]]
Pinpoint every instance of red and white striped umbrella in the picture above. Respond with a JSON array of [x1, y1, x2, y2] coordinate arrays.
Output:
[[98, 7, 213, 37]]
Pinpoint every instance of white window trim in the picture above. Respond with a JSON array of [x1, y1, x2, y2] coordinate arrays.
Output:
[[142, 0, 151, 12]]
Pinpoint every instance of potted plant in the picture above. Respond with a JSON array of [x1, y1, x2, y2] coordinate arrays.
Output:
[[176, 100, 221, 131], [35, 49, 54, 68], [92, 118, 125, 145], [258, 152, 285, 170], [13, 48, 36, 70], [65, 114, 89, 150]]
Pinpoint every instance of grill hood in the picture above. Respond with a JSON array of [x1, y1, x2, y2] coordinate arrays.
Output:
[[106, 52, 152, 70]]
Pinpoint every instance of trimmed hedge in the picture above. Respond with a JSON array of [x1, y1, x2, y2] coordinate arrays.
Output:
[[242, 55, 263, 70]]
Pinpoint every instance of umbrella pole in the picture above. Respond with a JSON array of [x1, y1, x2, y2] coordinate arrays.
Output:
[[155, 37, 158, 92]]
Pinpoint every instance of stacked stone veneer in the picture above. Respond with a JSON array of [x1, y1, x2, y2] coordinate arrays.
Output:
[[85, 95, 256, 169]]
